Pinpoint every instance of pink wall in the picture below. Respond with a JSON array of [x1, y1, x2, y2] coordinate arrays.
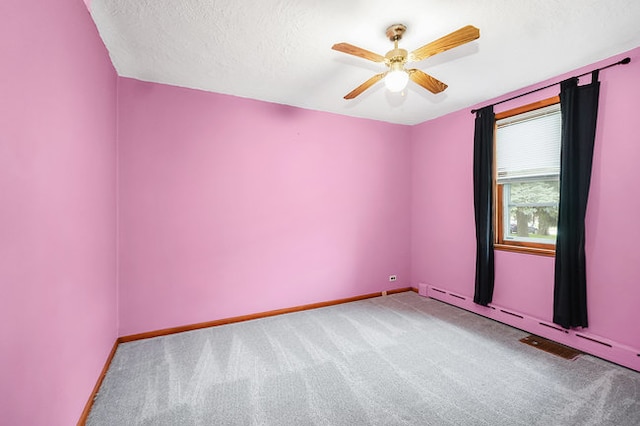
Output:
[[117, 79, 412, 336], [0, 1, 118, 425], [2, 0, 637, 419], [411, 47, 640, 351]]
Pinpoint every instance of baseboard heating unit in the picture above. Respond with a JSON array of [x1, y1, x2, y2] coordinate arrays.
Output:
[[418, 283, 640, 372]]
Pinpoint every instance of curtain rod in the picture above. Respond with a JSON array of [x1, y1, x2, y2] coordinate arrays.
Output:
[[470, 57, 631, 114]]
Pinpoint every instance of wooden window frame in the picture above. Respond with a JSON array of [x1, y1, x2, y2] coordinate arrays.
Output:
[[494, 96, 560, 257]]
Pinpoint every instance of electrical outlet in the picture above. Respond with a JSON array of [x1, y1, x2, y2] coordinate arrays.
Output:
[[389, 275, 397, 282]]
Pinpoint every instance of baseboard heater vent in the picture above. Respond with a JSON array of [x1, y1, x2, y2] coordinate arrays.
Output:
[[539, 322, 569, 334], [575, 333, 612, 348], [500, 309, 524, 319], [430, 287, 467, 301]]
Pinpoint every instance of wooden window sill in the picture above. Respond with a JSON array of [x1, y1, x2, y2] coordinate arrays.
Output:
[[495, 243, 555, 257]]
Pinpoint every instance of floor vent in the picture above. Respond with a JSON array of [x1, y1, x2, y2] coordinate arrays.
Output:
[[520, 335, 582, 360]]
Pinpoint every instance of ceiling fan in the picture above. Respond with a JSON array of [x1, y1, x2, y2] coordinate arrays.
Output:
[[332, 24, 479, 99]]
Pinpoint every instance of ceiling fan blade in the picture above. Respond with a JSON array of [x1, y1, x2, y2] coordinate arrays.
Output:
[[344, 73, 386, 99], [408, 69, 448, 94], [332, 43, 386, 63], [409, 25, 479, 62]]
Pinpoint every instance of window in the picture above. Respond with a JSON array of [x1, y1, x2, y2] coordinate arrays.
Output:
[[494, 97, 561, 256]]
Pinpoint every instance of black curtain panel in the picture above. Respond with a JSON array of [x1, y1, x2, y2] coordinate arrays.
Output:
[[473, 106, 495, 306], [553, 71, 601, 329]]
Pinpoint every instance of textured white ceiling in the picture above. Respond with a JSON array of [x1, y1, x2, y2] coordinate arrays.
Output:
[[89, 0, 640, 125]]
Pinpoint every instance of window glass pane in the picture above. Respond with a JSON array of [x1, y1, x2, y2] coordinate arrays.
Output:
[[503, 180, 558, 244]]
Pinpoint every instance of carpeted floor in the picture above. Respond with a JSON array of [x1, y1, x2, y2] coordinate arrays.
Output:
[[88, 292, 640, 425]]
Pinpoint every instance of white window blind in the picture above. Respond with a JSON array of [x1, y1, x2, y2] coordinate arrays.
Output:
[[496, 103, 562, 184]]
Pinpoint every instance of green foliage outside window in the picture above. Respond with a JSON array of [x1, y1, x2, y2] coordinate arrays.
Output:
[[506, 180, 559, 240]]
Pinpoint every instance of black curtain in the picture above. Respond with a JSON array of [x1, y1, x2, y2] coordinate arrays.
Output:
[[473, 106, 495, 306], [553, 71, 601, 329]]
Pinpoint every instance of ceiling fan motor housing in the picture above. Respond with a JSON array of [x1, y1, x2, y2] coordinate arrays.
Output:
[[385, 48, 408, 67], [385, 24, 408, 66]]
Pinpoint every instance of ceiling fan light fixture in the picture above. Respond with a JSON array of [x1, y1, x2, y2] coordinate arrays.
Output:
[[384, 61, 408, 92], [384, 69, 409, 92]]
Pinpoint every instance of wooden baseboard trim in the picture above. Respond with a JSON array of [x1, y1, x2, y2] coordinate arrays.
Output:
[[77, 339, 119, 426], [119, 287, 414, 343], [388, 287, 415, 295]]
